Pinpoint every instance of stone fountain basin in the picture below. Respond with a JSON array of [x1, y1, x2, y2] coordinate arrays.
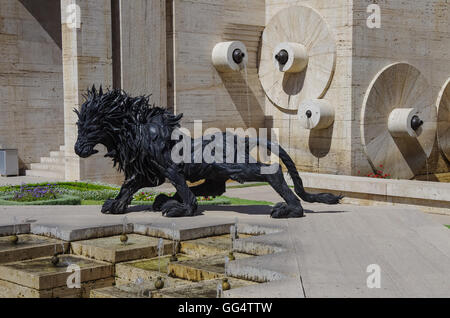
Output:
[[0, 234, 68, 264], [70, 234, 172, 263], [0, 255, 114, 297]]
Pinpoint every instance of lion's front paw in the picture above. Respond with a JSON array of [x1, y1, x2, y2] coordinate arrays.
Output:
[[101, 199, 128, 215], [161, 200, 195, 218], [153, 194, 172, 212], [270, 203, 304, 219]]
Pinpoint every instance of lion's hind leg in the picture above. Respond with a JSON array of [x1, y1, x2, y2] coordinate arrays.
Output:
[[153, 179, 226, 212], [153, 193, 179, 212], [265, 166, 304, 218]]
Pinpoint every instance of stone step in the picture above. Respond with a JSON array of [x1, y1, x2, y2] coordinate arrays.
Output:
[[153, 277, 256, 298], [167, 253, 251, 282], [30, 163, 65, 172], [90, 282, 155, 298], [25, 169, 65, 179], [49, 151, 64, 158], [40, 156, 65, 165], [180, 234, 253, 257], [115, 254, 193, 284]]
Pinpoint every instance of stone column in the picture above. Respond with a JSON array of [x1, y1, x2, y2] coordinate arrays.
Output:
[[61, 0, 122, 184], [119, 0, 167, 106]]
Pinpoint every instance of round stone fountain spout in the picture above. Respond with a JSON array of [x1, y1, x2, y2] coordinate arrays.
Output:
[[273, 42, 308, 73], [212, 41, 248, 72], [51, 253, 60, 266], [232, 48, 245, 64], [297, 99, 335, 130], [9, 235, 18, 245], [388, 108, 424, 137], [275, 49, 289, 65], [411, 115, 424, 131]]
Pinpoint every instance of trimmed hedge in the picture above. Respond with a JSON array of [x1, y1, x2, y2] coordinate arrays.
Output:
[[0, 195, 82, 206]]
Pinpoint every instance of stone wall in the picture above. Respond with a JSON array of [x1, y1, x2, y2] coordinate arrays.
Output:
[[0, 0, 64, 173], [265, 0, 354, 175], [170, 0, 267, 133], [119, 0, 167, 107], [352, 0, 450, 178], [61, 0, 123, 185]]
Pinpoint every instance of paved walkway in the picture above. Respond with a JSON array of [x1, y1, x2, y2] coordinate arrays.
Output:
[[0, 176, 64, 186], [224, 184, 450, 226], [0, 185, 449, 297]]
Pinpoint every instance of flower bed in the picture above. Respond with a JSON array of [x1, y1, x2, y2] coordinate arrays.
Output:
[[0, 182, 120, 201], [0, 183, 233, 206], [0, 195, 81, 206]]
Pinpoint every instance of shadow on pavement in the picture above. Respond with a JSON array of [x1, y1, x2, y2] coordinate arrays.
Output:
[[125, 204, 348, 216]]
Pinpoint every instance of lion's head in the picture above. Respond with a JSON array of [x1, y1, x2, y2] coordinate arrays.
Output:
[[74, 85, 183, 173], [74, 85, 116, 158]]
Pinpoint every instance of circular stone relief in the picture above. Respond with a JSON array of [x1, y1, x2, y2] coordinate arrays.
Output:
[[259, 5, 336, 110], [361, 63, 437, 180], [437, 78, 450, 161]]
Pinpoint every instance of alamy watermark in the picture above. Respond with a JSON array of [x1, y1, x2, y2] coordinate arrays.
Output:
[[170, 120, 280, 175], [66, 264, 81, 289], [63, 3, 81, 29], [367, 4, 381, 29], [366, 264, 381, 289]]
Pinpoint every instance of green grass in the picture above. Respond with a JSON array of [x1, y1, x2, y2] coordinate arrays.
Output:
[[446, 225, 450, 229], [81, 196, 273, 206], [224, 196, 273, 205], [0, 181, 274, 207], [227, 182, 269, 189]]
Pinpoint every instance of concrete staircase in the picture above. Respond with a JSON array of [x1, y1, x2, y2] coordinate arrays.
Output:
[[25, 145, 65, 179]]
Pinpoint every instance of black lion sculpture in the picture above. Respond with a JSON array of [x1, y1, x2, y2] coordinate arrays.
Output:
[[74, 86, 342, 218]]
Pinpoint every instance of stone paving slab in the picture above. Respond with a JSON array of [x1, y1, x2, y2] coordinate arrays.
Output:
[[71, 234, 172, 263], [0, 234, 68, 264], [31, 222, 133, 242], [133, 220, 235, 241], [0, 255, 113, 290]]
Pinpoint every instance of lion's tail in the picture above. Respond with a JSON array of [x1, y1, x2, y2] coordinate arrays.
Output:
[[269, 141, 343, 205]]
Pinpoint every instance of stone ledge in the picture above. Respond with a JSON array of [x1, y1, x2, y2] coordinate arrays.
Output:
[[0, 224, 30, 237], [284, 172, 450, 214], [134, 220, 234, 241], [31, 223, 133, 242]]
